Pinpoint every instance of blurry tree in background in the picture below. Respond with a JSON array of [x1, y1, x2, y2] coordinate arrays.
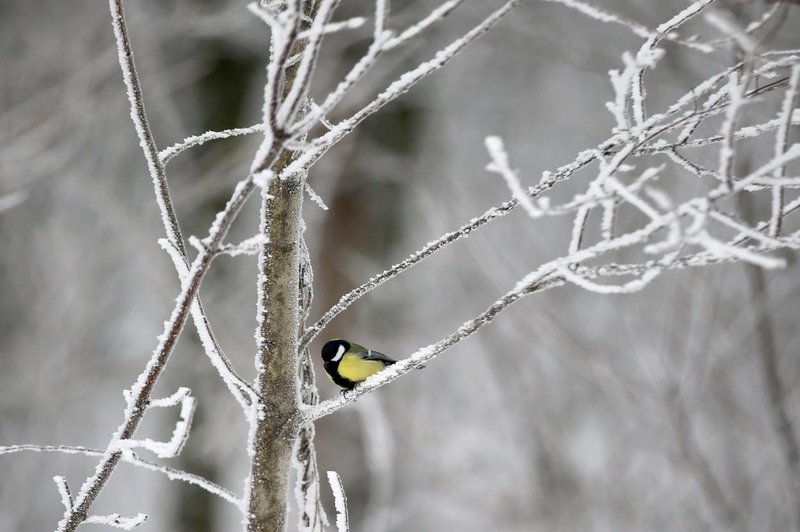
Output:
[[2, 1, 800, 531]]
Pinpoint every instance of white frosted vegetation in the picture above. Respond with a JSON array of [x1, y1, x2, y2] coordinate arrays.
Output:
[[3, 0, 800, 530], [326, 472, 349, 532]]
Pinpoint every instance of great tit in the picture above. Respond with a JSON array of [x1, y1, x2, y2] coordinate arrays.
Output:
[[321, 339, 396, 390]]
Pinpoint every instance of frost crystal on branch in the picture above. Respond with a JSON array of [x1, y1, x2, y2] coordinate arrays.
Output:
[[305, 0, 800, 427], [112, 388, 196, 459], [327, 471, 350, 532], [3, 0, 796, 530], [53, 476, 73, 512], [83, 514, 147, 530]]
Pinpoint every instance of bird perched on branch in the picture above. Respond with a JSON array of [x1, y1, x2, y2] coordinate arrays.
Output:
[[321, 339, 396, 391]]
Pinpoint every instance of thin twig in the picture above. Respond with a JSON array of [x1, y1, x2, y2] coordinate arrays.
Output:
[[769, 64, 800, 236], [0, 444, 239, 505], [281, 0, 526, 178]]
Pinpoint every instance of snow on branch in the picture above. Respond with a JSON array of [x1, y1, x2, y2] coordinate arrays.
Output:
[[277, 0, 340, 128], [287, 0, 395, 137], [281, 0, 525, 178], [247, 2, 281, 29], [382, 0, 464, 50], [305, 183, 329, 210], [541, 0, 714, 53], [297, 16, 365, 40], [302, 2, 800, 422], [31, 0, 799, 528], [485, 136, 544, 218], [25, 0, 540, 528], [298, 200, 518, 353], [217, 234, 270, 257], [770, 64, 800, 236], [54, 2, 259, 528], [0, 444, 240, 505], [53, 476, 73, 512], [159, 125, 264, 164], [148, 386, 192, 408], [300, 136, 614, 353], [84, 513, 148, 530], [113, 388, 197, 459], [157, 237, 258, 411], [326, 471, 350, 532]]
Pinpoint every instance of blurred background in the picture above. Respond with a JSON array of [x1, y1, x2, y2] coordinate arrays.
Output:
[[2, 0, 800, 530]]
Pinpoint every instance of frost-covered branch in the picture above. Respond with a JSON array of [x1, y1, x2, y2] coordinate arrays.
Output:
[[281, 0, 525, 178], [382, 0, 464, 50], [0, 444, 239, 505], [83, 514, 147, 530], [53, 476, 73, 513], [109, 0, 257, 409], [293, 240, 328, 531], [770, 64, 800, 236], [55, 0, 293, 527], [326, 471, 350, 532], [289, 0, 466, 135], [485, 136, 543, 218], [159, 125, 264, 164], [14, 0, 797, 529], [277, 0, 340, 128], [541, 0, 715, 53], [297, 16, 365, 40], [113, 388, 196, 459], [302, 3, 800, 425], [303, 270, 561, 422], [299, 136, 619, 352]]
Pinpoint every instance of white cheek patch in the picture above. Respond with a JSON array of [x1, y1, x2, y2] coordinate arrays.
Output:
[[332, 345, 345, 362]]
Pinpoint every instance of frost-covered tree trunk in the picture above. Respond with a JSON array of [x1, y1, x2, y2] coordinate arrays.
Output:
[[248, 168, 304, 531]]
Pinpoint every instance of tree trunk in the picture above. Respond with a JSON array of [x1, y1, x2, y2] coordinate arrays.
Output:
[[247, 167, 305, 532]]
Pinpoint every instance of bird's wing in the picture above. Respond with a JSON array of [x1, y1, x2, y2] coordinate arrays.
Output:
[[364, 349, 396, 365]]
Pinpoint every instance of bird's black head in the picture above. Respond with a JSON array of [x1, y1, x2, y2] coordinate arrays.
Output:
[[321, 339, 350, 362]]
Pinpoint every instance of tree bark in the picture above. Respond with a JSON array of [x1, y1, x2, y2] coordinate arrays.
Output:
[[247, 165, 305, 532]]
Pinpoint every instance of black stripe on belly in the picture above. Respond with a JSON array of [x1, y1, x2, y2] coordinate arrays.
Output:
[[324, 361, 357, 390]]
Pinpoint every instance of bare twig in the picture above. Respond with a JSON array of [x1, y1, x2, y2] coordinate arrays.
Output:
[[326, 471, 350, 532], [769, 64, 800, 236], [281, 0, 526, 178], [0, 444, 239, 505]]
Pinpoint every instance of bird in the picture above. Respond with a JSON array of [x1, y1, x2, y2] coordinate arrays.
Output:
[[321, 339, 396, 391]]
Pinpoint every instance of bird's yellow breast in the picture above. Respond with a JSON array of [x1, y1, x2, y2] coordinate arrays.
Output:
[[337, 354, 386, 382]]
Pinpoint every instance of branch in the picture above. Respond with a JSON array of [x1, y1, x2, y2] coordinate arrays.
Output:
[[297, 16, 366, 40], [632, 0, 718, 133], [109, 0, 257, 409], [288, 0, 395, 137], [769, 64, 800, 236], [83, 514, 147, 530], [159, 125, 264, 164], [382, 0, 464, 50], [294, 239, 328, 531], [0, 444, 239, 505], [302, 270, 561, 422], [541, 0, 715, 53], [57, 1, 293, 526], [53, 476, 73, 513], [277, 0, 341, 128], [252, 0, 302, 170], [281, 0, 526, 178], [303, 128, 800, 420], [299, 132, 624, 352], [326, 471, 350, 532], [113, 388, 197, 459], [485, 136, 544, 218]]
